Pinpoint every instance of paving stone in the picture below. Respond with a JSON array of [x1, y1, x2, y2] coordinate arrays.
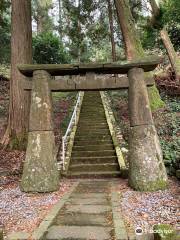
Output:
[[66, 204, 111, 214], [7, 232, 30, 240], [70, 193, 108, 199], [54, 213, 108, 226], [46, 226, 112, 240], [74, 188, 108, 193], [66, 197, 109, 205]]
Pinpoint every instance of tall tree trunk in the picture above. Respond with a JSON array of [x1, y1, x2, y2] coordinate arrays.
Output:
[[149, 0, 159, 17], [77, 0, 81, 62], [114, 0, 167, 191], [114, 0, 164, 110], [58, 0, 62, 38], [108, 0, 116, 62], [37, 14, 44, 33], [160, 29, 180, 80], [1, 0, 32, 148], [149, 0, 180, 81]]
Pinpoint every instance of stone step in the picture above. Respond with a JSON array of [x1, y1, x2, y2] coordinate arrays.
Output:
[[46, 225, 112, 240], [74, 135, 112, 141], [66, 171, 121, 178], [79, 119, 107, 122], [79, 117, 106, 121], [78, 121, 107, 125], [74, 140, 112, 146], [69, 163, 120, 172], [79, 114, 106, 117], [75, 132, 112, 140], [76, 130, 110, 135], [77, 126, 109, 131], [81, 107, 104, 110], [73, 144, 114, 151], [71, 156, 118, 164], [54, 212, 109, 226], [82, 107, 103, 109], [72, 150, 116, 157], [76, 131, 110, 135], [78, 123, 107, 127]]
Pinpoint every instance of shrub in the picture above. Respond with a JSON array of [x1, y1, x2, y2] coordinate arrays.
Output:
[[33, 32, 70, 64]]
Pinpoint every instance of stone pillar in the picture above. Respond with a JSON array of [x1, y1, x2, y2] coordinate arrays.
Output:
[[21, 70, 59, 192], [128, 68, 168, 191]]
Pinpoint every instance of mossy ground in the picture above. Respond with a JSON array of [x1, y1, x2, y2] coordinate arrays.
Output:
[[153, 224, 176, 240]]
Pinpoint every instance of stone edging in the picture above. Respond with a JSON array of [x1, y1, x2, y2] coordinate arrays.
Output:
[[61, 92, 84, 174], [7, 181, 79, 240], [100, 91, 128, 175], [111, 182, 129, 240]]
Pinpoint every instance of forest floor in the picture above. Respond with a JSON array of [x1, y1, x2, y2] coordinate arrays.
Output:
[[0, 71, 179, 236]]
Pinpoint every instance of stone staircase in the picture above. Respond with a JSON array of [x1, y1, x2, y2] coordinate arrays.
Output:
[[67, 91, 120, 178]]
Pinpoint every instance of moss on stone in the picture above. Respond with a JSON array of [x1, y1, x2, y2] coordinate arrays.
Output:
[[9, 133, 28, 150], [129, 178, 168, 192], [148, 85, 165, 111], [153, 224, 176, 240]]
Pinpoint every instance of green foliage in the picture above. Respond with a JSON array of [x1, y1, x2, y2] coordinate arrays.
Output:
[[61, 0, 114, 62], [161, 0, 180, 51], [158, 96, 180, 175], [32, 0, 54, 33], [0, 0, 10, 64], [33, 32, 70, 64], [141, 26, 160, 50]]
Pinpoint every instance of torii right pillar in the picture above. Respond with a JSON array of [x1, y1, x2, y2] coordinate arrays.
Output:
[[128, 68, 168, 191]]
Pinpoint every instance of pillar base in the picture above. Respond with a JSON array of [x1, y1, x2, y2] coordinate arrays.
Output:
[[128, 124, 168, 192], [21, 131, 59, 193]]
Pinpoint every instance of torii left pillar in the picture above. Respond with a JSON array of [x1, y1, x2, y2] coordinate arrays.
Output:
[[21, 70, 59, 192]]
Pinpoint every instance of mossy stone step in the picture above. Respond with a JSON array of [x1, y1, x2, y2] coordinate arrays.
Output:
[[71, 156, 118, 164], [81, 106, 104, 109], [78, 121, 107, 125], [76, 130, 110, 135], [79, 117, 106, 120], [79, 116, 106, 119], [69, 163, 120, 172], [46, 226, 111, 240], [78, 123, 107, 127], [76, 130, 111, 137], [54, 212, 109, 226], [80, 113, 105, 116], [66, 171, 121, 178], [79, 117, 106, 119], [74, 140, 113, 146], [74, 135, 112, 141], [78, 126, 109, 130], [73, 144, 114, 151], [67, 91, 120, 178], [72, 150, 116, 157]]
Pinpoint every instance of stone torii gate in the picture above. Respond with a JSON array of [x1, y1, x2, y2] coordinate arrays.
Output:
[[18, 56, 168, 193]]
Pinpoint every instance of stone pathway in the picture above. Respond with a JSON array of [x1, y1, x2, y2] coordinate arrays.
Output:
[[45, 180, 125, 240]]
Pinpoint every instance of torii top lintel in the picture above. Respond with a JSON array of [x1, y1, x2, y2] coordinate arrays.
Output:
[[18, 56, 163, 77]]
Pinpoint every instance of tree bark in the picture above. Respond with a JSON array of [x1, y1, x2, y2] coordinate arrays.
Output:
[[1, 0, 32, 148], [114, 0, 164, 110], [160, 28, 180, 81], [114, 0, 167, 191], [108, 0, 116, 61], [149, 0, 180, 81]]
